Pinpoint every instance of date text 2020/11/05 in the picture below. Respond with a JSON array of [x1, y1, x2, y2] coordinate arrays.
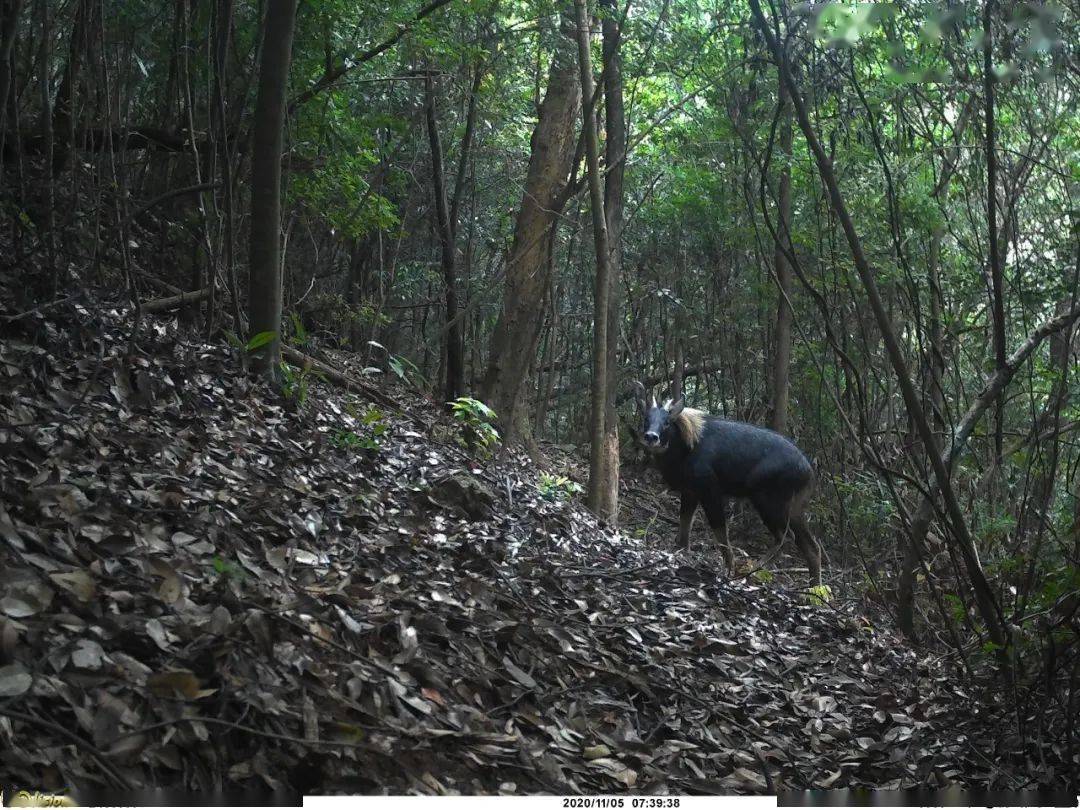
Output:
[[561, 799, 682, 809]]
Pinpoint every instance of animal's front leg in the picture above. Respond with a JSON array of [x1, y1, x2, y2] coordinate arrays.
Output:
[[703, 495, 733, 573], [678, 492, 699, 551]]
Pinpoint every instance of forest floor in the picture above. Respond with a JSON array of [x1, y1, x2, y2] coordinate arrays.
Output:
[[0, 278, 1070, 797]]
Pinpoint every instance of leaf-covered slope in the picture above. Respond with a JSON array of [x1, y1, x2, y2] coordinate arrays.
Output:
[[0, 297, 1054, 795]]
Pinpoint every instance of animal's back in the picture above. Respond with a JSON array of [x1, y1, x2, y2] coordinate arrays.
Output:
[[695, 417, 813, 496]]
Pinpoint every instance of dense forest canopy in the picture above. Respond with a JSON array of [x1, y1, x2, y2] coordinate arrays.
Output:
[[2, 0, 1080, 762]]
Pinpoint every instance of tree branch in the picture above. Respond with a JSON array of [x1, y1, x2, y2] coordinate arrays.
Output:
[[287, 0, 457, 113]]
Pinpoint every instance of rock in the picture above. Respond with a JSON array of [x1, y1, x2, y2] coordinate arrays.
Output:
[[428, 471, 496, 521]]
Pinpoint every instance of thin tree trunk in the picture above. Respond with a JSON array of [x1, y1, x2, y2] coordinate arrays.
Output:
[[897, 223, 948, 638], [574, 0, 614, 519], [0, 0, 23, 142], [211, 0, 240, 334], [984, 0, 1006, 464], [599, 0, 624, 522], [347, 239, 368, 352], [672, 337, 684, 400], [1016, 285, 1078, 616], [424, 72, 464, 401], [450, 63, 482, 234], [770, 76, 794, 435], [35, 0, 54, 286], [247, 0, 298, 376]]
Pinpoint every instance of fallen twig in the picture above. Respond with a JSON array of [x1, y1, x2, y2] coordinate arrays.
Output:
[[140, 287, 211, 313], [280, 346, 402, 412]]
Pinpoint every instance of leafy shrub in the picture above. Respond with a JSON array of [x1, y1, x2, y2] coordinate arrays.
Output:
[[450, 397, 500, 452], [537, 472, 582, 502], [278, 360, 317, 406], [333, 404, 388, 453], [388, 353, 424, 385]]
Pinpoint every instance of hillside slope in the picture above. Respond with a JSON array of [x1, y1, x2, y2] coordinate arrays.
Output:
[[0, 288, 1061, 797]]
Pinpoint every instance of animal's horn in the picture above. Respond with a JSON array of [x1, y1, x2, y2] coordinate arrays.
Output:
[[632, 380, 658, 409]]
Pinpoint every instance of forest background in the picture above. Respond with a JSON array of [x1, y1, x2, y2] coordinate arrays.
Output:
[[0, 0, 1078, 695]]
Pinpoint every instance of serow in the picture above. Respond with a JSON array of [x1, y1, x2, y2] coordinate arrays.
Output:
[[633, 381, 822, 585]]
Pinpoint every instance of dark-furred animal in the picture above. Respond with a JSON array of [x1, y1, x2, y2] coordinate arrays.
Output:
[[634, 383, 822, 584]]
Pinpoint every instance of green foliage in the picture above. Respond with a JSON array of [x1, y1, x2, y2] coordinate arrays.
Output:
[[278, 361, 314, 405], [536, 472, 582, 502], [331, 406, 388, 453], [974, 505, 1018, 548], [212, 557, 245, 582], [388, 354, 425, 386], [356, 303, 391, 328], [807, 584, 834, 606], [1021, 566, 1080, 641], [944, 593, 966, 624], [287, 313, 312, 352], [245, 331, 276, 352], [450, 397, 500, 452], [835, 475, 897, 536], [290, 153, 399, 240], [981, 640, 1004, 656]]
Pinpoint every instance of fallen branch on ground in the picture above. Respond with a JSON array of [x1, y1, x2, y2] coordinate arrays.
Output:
[[141, 287, 211, 313], [281, 345, 402, 411]]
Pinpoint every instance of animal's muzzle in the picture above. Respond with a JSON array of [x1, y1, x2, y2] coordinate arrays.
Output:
[[644, 432, 660, 446]]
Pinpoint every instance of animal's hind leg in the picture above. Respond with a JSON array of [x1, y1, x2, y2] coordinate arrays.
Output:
[[792, 515, 822, 586], [701, 495, 734, 573], [756, 527, 789, 572], [750, 490, 792, 573]]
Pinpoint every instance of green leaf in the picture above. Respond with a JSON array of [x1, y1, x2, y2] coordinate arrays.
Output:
[[245, 331, 277, 352]]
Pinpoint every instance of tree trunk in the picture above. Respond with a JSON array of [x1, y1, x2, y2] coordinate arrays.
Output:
[[247, 0, 298, 376], [1016, 292, 1077, 613], [0, 0, 23, 141], [481, 5, 580, 445], [35, 0, 54, 284], [50, 0, 97, 173], [672, 339, 684, 401], [347, 239, 366, 352], [598, 0, 624, 523], [424, 72, 464, 402], [984, 0, 1007, 464], [575, 0, 614, 520], [897, 223, 948, 639], [211, 0, 238, 334], [769, 77, 794, 436]]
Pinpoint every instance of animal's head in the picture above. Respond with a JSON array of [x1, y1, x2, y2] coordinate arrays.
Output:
[[632, 381, 684, 454]]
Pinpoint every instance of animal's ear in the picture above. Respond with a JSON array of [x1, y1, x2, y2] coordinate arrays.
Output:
[[667, 398, 685, 419]]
